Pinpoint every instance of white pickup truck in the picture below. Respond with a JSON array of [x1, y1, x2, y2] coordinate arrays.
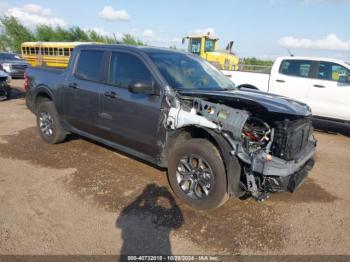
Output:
[[222, 56, 350, 123]]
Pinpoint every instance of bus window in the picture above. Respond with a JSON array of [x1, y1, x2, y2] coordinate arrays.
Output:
[[30, 47, 35, 54], [69, 48, 73, 56], [54, 48, 58, 56], [44, 48, 48, 55], [26, 47, 29, 54], [35, 47, 39, 55], [63, 48, 69, 56], [59, 49, 63, 56], [22, 47, 26, 55], [49, 48, 53, 56]]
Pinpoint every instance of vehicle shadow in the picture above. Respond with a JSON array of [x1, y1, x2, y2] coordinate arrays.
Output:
[[312, 118, 350, 137], [116, 184, 184, 259], [10, 86, 26, 100]]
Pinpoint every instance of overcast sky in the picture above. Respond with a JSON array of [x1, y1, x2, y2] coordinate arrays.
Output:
[[1, 0, 349, 60]]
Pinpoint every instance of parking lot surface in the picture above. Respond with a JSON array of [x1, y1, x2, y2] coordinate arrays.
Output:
[[0, 80, 350, 255]]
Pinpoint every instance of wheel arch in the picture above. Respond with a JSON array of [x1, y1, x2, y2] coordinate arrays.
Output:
[[164, 126, 242, 197], [34, 86, 55, 111], [238, 84, 259, 90]]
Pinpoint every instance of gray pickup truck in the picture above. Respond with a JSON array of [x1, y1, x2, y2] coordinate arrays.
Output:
[[25, 44, 316, 210], [0, 52, 28, 78]]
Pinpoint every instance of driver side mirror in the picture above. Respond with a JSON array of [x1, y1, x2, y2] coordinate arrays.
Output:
[[128, 80, 157, 95], [339, 75, 350, 84]]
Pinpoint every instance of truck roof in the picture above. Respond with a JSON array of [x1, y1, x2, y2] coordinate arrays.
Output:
[[276, 56, 349, 65], [74, 44, 188, 55], [22, 42, 101, 48]]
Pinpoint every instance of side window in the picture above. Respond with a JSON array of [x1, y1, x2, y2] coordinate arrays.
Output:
[[189, 38, 201, 55], [317, 62, 350, 82], [63, 48, 69, 56], [108, 52, 152, 88], [279, 60, 312, 78], [75, 50, 104, 82]]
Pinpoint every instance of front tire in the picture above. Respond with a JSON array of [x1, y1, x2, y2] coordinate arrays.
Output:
[[36, 100, 67, 144], [168, 139, 228, 210]]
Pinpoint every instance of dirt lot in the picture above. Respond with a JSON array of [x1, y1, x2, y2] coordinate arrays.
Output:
[[1, 79, 350, 255]]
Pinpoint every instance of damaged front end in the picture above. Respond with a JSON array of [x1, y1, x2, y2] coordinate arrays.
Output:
[[164, 88, 317, 201]]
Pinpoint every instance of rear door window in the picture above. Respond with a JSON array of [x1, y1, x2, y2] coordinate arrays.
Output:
[[279, 60, 312, 78], [75, 50, 104, 82], [108, 52, 152, 88]]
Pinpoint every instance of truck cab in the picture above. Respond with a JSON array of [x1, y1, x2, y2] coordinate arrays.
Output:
[[224, 56, 350, 123], [183, 33, 239, 71], [269, 57, 350, 122]]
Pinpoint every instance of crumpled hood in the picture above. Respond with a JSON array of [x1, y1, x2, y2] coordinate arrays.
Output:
[[178, 88, 312, 116]]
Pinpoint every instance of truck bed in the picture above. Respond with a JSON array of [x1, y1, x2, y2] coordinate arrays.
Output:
[[221, 70, 270, 92]]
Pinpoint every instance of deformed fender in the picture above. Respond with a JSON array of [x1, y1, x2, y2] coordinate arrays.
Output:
[[205, 129, 244, 198]]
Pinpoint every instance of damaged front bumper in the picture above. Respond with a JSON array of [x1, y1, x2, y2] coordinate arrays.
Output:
[[248, 137, 317, 194], [262, 158, 315, 193]]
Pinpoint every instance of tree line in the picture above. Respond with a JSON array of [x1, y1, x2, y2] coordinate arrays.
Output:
[[0, 16, 274, 68], [0, 16, 144, 53]]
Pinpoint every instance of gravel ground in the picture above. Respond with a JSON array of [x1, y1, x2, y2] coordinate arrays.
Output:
[[0, 80, 350, 255]]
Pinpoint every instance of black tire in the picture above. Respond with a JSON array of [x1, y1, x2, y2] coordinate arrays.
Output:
[[168, 139, 229, 210], [36, 100, 67, 144]]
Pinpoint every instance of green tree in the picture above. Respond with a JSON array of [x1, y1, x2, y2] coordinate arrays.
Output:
[[0, 16, 146, 53], [0, 16, 35, 53], [86, 30, 117, 44], [122, 34, 144, 46], [36, 25, 57, 41], [66, 26, 89, 41]]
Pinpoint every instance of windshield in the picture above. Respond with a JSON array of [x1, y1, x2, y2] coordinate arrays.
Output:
[[148, 52, 236, 91], [205, 39, 215, 52], [0, 53, 21, 60]]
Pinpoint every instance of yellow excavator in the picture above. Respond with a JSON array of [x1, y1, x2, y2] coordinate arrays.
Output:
[[182, 33, 239, 71]]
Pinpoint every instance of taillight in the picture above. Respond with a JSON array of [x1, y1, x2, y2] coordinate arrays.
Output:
[[24, 72, 29, 92]]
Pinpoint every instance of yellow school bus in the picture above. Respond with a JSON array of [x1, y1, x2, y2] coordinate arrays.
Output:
[[21, 42, 100, 68]]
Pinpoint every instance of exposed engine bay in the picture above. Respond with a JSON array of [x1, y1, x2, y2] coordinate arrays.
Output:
[[164, 89, 316, 201]]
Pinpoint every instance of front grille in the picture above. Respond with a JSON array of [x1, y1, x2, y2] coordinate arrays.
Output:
[[12, 64, 27, 70], [272, 118, 313, 161]]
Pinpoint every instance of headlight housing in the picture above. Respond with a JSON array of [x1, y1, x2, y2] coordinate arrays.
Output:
[[2, 63, 11, 72]]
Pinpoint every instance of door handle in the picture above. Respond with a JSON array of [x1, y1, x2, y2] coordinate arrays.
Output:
[[314, 84, 325, 88], [104, 91, 118, 99], [276, 79, 286, 83], [68, 82, 79, 89]]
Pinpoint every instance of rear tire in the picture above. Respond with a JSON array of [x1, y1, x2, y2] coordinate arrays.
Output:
[[168, 139, 229, 210], [36, 100, 67, 144]]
